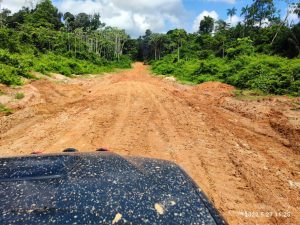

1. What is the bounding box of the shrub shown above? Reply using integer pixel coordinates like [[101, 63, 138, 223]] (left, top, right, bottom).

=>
[[226, 37, 255, 59], [0, 103, 13, 115], [151, 53, 300, 96], [0, 64, 23, 85], [0, 48, 132, 86], [15, 92, 25, 100]]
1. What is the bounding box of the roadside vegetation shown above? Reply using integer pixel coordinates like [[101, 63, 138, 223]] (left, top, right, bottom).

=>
[[0, 0, 131, 86], [134, 2, 300, 96], [0, 103, 13, 115], [151, 52, 300, 96], [0, 0, 299, 97], [15, 92, 24, 100]]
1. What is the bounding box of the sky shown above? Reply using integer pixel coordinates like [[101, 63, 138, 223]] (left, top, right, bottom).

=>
[[1, 0, 299, 37]]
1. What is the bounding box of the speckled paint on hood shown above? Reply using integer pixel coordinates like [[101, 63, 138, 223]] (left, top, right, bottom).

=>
[[0, 152, 227, 224]]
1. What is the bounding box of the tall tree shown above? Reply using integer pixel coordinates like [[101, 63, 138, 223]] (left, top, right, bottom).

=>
[[142, 29, 152, 61], [167, 29, 187, 62], [271, 2, 297, 45], [29, 0, 63, 30], [215, 19, 228, 33], [7, 7, 30, 28], [245, 0, 277, 27], [63, 12, 75, 32], [74, 13, 90, 31], [199, 16, 214, 35], [90, 13, 105, 31], [0, 8, 11, 28], [150, 33, 165, 60], [227, 7, 237, 24]]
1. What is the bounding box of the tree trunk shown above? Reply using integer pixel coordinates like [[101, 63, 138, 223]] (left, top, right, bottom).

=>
[[222, 41, 225, 58], [68, 34, 70, 52], [75, 36, 77, 56], [177, 44, 180, 62], [271, 11, 290, 46], [96, 38, 98, 54], [158, 49, 160, 60]]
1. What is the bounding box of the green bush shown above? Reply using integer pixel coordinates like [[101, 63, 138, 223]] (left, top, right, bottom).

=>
[[0, 103, 13, 115], [151, 53, 300, 96], [0, 64, 23, 85], [15, 92, 25, 99], [226, 37, 255, 59], [0, 51, 132, 86]]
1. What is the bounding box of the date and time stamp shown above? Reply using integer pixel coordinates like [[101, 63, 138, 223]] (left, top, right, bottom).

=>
[[237, 211, 292, 218], [229, 210, 292, 218]]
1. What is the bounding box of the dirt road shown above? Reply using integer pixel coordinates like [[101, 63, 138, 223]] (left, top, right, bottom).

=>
[[0, 63, 299, 224]]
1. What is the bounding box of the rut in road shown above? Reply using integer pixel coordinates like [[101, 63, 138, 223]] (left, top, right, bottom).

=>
[[0, 62, 299, 225]]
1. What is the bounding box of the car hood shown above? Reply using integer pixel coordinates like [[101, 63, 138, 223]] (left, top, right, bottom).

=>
[[0, 152, 226, 224]]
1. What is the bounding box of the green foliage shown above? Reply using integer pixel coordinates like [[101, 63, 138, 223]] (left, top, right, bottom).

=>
[[228, 55, 300, 96], [0, 103, 13, 116], [33, 53, 103, 75], [0, 64, 23, 85], [152, 53, 300, 96], [199, 16, 214, 34], [15, 92, 25, 100], [0, 0, 132, 86], [0, 0, 299, 98], [28, 0, 63, 30], [226, 37, 255, 59], [0, 49, 131, 85]]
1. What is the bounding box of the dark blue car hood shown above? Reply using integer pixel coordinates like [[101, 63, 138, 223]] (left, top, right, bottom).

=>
[[0, 152, 226, 224]]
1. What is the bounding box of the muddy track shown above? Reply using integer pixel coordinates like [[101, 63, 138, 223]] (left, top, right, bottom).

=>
[[0, 63, 299, 224]]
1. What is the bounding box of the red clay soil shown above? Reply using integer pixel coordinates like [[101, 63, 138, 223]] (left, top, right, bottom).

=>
[[0, 63, 299, 225]]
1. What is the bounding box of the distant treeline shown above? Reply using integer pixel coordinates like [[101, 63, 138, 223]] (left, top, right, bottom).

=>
[[135, 1, 300, 96], [134, 1, 300, 61], [0, 0, 299, 96], [0, 0, 131, 85]]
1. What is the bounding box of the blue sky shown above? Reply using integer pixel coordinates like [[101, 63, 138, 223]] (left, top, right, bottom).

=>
[[2, 0, 299, 37], [189, 0, 288, 19], [166, 0, 295, 34]]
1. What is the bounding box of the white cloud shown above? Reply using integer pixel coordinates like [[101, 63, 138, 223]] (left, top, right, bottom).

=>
[[192, 10, 219, 32], [226, 15, 241, 26], [0, 0, 185, 37], [56, 0, 185, 37], [287, 13, 300, 25], [285, 6, 300, 26], [1, 0, 31, 12]]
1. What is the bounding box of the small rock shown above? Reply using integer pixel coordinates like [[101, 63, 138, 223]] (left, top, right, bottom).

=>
[[112, 213, 122, 224], [288, 180, 300, 189], [154, 203, 165, 215]]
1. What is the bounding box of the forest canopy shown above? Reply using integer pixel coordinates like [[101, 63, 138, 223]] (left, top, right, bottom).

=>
[[0, 0, 131, 85]]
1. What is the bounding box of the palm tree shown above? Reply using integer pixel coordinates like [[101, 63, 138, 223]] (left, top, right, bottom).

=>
[[241, 5, 249, 18], [227, 7, 237, 24]]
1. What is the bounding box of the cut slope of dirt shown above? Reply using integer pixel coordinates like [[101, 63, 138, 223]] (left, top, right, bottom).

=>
[[0, 63, 299, 225]]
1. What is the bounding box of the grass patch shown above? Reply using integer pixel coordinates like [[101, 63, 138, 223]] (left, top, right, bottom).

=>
[[0, 103, 13, 115], [15, 92, 25, 100]]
